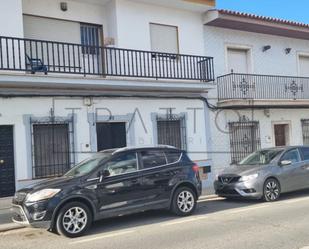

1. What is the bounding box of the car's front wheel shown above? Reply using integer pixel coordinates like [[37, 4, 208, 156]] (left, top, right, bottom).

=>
[[56, 202, 92, 238], [171, 187, 197, 216], [263, 178, 281, 202]]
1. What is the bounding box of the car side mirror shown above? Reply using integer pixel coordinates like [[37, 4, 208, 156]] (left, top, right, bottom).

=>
[[97, 170, 110, 182], [280, 160, 292, 166]]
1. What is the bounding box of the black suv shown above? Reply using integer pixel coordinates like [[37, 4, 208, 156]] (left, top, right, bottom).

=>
[[12, 146, 201, 237]]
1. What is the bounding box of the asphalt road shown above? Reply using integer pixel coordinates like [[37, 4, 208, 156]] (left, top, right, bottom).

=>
[[1, 190, 309, 249]]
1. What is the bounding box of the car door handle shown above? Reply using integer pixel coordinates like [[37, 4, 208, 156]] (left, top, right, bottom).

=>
[[131, 179, 140, 184]]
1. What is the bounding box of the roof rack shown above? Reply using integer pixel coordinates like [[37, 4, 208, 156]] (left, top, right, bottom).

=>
[[112, 145, 177, 154]]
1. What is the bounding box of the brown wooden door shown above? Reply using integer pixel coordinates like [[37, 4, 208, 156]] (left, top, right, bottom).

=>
[[274, 124, 288, 146]]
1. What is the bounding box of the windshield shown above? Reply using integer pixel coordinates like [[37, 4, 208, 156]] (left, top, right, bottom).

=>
[[238, 149, 283, 165], [64, 153, 112, 177]]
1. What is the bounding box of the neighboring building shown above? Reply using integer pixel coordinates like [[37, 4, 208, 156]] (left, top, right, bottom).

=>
[[0, 0, 215, 197], [204, 10, 309, 178]]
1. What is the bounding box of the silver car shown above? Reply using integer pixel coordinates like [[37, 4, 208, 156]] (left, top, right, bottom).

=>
[[214, 146, 309, 201]]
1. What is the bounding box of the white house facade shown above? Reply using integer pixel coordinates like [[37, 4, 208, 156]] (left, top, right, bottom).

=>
[[0, 0, 216, 197], [204, 10, 309, 178], [2, 1, 309, 198]]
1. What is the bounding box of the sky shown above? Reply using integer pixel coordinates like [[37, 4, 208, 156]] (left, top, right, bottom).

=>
[[217, 0, 309, 24]]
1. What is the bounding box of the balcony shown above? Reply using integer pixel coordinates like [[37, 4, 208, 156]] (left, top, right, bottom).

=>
[[0, 36, 214, 83], [217, 73, 309, 101]]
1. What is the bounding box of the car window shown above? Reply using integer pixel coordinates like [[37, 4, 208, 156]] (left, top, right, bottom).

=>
[[239, 149, 283, 165], [104, 152, 137, 176], [65, 152, 112, 177], [281, 149, 300, 163], [300, 147, 309, 160], [141, 150, 167, 169], [165, 151, 182, 164]]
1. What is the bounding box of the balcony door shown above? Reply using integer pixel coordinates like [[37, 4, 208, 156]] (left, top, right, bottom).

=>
[[227, 47, 250, 74], [299, 55, 309, 77], [23, 15, 103, 75]]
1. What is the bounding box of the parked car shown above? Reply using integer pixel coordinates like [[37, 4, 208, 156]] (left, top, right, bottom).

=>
[[214, 146, 309, 202], [12, 146, 201, 237]]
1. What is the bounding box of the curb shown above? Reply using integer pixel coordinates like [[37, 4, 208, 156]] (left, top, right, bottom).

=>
[[0, 223, 26, 233], [200, 194, 217, 199]]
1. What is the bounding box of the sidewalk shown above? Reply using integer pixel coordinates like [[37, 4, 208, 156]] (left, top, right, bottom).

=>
[[0, 197, 25, 232], [0, 187, 217, 233]]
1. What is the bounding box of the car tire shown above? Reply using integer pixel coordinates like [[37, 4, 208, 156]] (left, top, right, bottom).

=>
[[263, 178, 281, 202], [171, 187, 197, 216], [56, 201, 92, 238]]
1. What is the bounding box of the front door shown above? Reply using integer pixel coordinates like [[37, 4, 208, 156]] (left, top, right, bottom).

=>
[[274, 124, 289, 146], [0, 126, 15, 197], [93, 151, 143, 217]]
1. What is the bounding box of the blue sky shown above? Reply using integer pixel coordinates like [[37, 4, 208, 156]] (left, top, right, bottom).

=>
[[217, 0, 309, 24]]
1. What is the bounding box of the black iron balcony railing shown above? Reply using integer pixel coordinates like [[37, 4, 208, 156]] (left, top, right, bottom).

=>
[[217, 73, 309, 100], [0, 36, 214, 82]]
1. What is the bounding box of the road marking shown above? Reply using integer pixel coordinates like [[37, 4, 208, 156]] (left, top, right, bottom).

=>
[[160, 215, 208, 227], [227, 204, 270, 214], [69, 230, 136, 245]]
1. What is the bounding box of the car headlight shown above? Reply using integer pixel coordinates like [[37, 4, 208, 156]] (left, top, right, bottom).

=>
[[239, 173, 259, 182], [26, 189, 61, 202]]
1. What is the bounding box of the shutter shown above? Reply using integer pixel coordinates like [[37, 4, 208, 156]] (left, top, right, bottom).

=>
[[299, 56, 309, 77], [227, 48, 249, 73], [150, 23, 179, 53]]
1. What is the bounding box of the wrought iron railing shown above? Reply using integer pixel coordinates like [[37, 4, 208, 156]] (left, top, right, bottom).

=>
[[217, 73, 309, 100], [0, 36, 215, 82]]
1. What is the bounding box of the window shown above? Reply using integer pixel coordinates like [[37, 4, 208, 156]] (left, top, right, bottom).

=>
[[157, 117, 186, 149], [227, 48, 249, 73], [80, 23, 101, 55], [229, 121, 261, 164], [105, 152, 137, 176], [300, 147, 309, 161], [65, 153, 112, 177], [281, 149, 300, 163], [96, 122, 127, 151], [165, 151, 182, 164], [299, 55, 309, 77], [302, 119, 309, 145], [239, 149, 283, 165], [141, 150, 167, 169], [32, 123, 71, 178], [150, 23, 179, 54]]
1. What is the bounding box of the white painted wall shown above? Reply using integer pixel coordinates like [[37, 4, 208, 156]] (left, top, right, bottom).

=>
[[208, 108, 309, 177], [115, 0, 205, 54], [204, 25, 309, 177], [204, 25, 309, 78], [22, 0, 107, 27], [0, 97, 209, 189], [0, 0, 24, 37]]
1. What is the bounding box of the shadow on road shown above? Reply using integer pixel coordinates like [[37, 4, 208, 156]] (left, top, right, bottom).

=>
[[85, 188, 309, 236]]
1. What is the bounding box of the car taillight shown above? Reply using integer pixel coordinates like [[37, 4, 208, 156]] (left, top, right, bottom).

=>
[[192, 164, 199, 173]]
